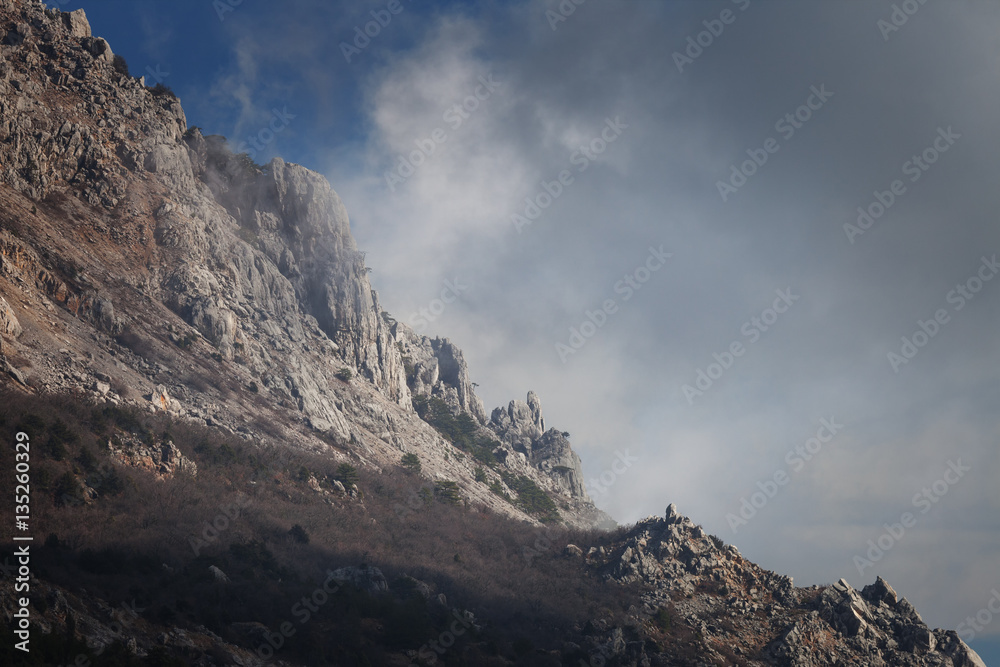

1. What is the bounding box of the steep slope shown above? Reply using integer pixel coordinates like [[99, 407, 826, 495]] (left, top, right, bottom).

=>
[[0, 0, 608, 530]]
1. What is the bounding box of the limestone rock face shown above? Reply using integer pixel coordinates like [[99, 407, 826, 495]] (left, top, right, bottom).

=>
[[61, 9, 91, 38], [489, 392, 590, 501], [392, 319, 486, 423], [192, 148, 411, 407], [491, 390, 545, 448]]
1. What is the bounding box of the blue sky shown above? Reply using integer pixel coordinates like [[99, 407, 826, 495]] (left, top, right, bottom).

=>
[[57, 1, 1000, 661]]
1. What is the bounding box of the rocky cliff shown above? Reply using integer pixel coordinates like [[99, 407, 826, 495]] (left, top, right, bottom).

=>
[[0, 0, 605, 530]]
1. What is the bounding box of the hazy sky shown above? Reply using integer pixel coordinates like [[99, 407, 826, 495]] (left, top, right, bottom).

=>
[[73, 0, 1000, 656]]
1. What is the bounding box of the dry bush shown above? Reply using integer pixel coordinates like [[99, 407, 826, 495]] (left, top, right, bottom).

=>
[[0, 389, 640, 664]]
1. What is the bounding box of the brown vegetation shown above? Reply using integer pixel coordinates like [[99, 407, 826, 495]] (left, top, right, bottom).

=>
[[0, 389, 643, 665]]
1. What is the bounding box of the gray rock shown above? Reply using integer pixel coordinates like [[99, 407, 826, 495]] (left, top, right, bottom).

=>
[[393, 321, 486, 422], [0, 295, 22, 338], [61, 9, 91, 38], [329, 565, 388, 594], [490, 392, 590, 501], [92, 297, 122, 335]]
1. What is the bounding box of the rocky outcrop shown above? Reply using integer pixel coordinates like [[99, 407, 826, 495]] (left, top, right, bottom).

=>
[[595, 504, 988, 667], [328, 565, 389, 594], [491, 390, 545, 447], [490, 392, 588, 500], [392, 317, 486, 422], [107, 434, 198, 477]]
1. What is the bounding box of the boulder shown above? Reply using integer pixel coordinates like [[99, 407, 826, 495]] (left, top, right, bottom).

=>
[[328, 565, 388, 594], [147, 385, 181, 413], [863, 576, 898, 606], [0, 295, 22, 338], [61, 9, 91, 38]]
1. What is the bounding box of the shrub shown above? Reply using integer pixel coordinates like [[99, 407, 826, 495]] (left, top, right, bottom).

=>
[[401, 452, 421, 474], [336, 463, 359, 488], [90, 466, 130, 497], [236, 227, 260, 250], [653, 606, 672, 632], [412, 395, 499, 467], [0, 388, 642, 666], [434, 480, 462, 505], [174, 332, 196, 349], [500, 472, 560, 523], [112, 53, 129, 76], [53, 471, 81, 505], [148, 82, 177, 98], [335, 368, 353, 382], [489, 480, 511, 502], [289, 524, 310, 545], [474, 466, 487, 483], [76, 446, 98, 472]]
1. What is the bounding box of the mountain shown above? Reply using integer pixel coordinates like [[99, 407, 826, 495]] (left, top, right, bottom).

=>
[[0, 0, 608, 532], [0, 2, 987, 665]]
